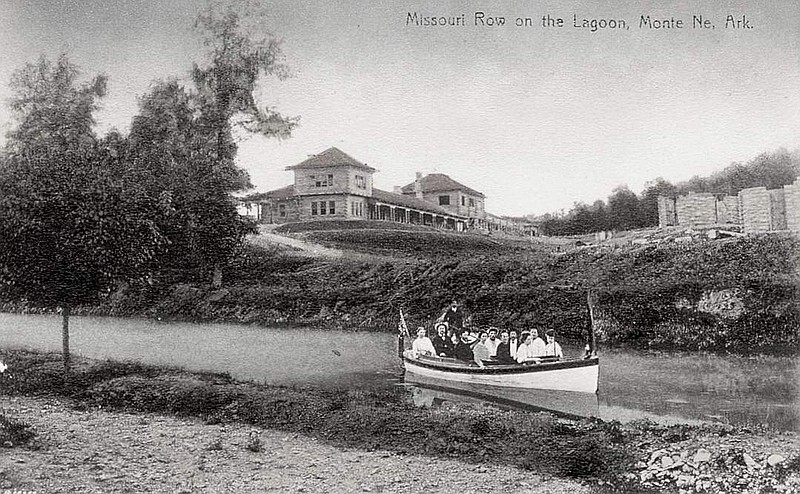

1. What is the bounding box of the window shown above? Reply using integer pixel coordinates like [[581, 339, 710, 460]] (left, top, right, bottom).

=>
[[329, 201, 335, 214], [461, 196, 466, 206], [469, 198, 476, 207], [438, 195, 450, 206], [320, 201, 327, 215], [311, 202, 318, 215], [279, 204, 286, 217], [312, 173, 334, 188], [358, 202, 363, 216], [355, 175, 366, 189]]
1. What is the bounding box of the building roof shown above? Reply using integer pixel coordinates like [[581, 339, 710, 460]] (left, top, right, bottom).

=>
[[242, 185, 297, 203], [285, 147, 377, 172], [400, 173, 484, 198], [371, 188, 461, 217]]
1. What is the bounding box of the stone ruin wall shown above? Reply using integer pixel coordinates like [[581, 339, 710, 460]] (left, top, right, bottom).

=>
[[657, 180, 799, 233], [657, 196, 677, 227], [785, 182, 800, 232], [676, 193, 717, 226], [738, 187, 772, 233]]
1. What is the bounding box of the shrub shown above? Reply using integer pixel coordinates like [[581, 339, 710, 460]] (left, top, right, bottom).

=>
[[0, 413, 36, 447]]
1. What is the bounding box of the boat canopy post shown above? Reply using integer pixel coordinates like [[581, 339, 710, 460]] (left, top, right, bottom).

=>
[[586, 290, 598, 358]]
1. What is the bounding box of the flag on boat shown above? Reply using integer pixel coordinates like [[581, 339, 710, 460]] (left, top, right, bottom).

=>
[[398, 308, 410, 337]]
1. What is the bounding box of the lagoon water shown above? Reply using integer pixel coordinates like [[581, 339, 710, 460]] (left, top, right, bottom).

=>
[[1, 313, 797, 431]]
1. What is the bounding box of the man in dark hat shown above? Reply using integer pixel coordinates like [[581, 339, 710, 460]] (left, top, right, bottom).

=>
[[439, 299, 467, 331]]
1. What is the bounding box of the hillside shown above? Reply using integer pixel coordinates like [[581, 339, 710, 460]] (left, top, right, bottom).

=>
[[77, 222, 800, 354]]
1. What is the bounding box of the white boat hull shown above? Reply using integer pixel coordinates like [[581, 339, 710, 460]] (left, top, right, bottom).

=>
[[403, 350, 599, 394]]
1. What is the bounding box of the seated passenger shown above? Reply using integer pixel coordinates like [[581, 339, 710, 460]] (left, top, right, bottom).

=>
[[454, 328, 477, 362], [449, 329, 460, 349], [411, 327, 436, 358], [544, 330, 563, 359], [515, 332, 541, 364], [530, 328, 547, 357], [508, 330, 519, 360], [431, 322, 453, 357], [472, 331, 491, 368], [494, 331, 515, 364], [485, 327, 500, 357]]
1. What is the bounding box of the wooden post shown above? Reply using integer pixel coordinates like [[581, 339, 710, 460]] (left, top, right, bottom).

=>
[[62, 306, 71, 370]]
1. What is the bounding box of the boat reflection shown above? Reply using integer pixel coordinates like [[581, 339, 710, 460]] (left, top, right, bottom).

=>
[[404, 373, 599, 420]]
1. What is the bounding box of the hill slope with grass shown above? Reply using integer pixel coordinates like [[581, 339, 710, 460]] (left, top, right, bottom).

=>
[[47, 222, 798, 354]]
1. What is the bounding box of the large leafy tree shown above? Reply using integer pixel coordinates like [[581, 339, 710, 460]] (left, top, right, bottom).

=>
[[129, 2, 297, 285], [0, 55, 164, 369], [607, 185, 644, 231]]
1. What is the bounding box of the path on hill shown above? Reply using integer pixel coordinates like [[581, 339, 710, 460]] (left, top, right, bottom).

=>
[[248, 229, 398, 264]]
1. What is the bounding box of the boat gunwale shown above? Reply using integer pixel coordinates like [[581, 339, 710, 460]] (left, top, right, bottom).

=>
[[403, 352, 599, 375]]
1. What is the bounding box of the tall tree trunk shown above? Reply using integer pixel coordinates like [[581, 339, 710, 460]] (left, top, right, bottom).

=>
[[62, 305, 71, 371]]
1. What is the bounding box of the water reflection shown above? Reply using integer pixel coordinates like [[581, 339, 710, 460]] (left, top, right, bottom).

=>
[[404, 374, 599, 420]]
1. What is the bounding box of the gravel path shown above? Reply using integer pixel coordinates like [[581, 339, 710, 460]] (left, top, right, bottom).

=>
[[0, 396, 592, 493]]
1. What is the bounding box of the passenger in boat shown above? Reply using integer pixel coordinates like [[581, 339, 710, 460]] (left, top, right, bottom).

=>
[[431, 322, 453, 357], [472, 330, 491, 368], [508, 330, 519, 360], [494, 331, 515, 364], [449, 328, 460, 348], [530, 328, 547, 357], [485, 327, 500, 357], [411, 327, 436, 358], [515, 332, 541, 364], [544, 330, 563, 359], [454, 328, 477, 362], [438, 300, 466, 330]]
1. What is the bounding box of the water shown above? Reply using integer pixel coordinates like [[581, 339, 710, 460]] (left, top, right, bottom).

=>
[[0, 313, 797, 430]]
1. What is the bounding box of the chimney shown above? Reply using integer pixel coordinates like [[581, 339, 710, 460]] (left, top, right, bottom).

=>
[[414, 172, 423, 199]]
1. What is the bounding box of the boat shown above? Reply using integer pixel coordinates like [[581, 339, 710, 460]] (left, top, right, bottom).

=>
[[401, 350, 599, 394], [398, 292, 601, 394]]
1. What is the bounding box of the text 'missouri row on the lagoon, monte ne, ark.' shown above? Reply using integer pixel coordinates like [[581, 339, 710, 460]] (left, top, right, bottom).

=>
[[406, 12, 754, 31]]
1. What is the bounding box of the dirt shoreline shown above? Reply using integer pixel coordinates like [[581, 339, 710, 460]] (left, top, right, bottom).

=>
[[0, 350, 798, 493], [0, 395, 591, 494]]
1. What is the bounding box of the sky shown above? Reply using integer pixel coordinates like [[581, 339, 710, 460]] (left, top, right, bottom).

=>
[[1, 0, 799, 216]]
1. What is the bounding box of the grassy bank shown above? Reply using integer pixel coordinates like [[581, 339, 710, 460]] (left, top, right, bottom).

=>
[[1, 349, 798, 493], [44, 229, 799, 354], [2, 226, 798, 353]]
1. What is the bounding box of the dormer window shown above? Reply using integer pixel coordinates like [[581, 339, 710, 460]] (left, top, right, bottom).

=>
[[311, 174, 334, 187]]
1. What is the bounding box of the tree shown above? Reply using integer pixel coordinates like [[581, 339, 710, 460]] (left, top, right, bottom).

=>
[[0, 55, 164, 369], [607, 185, 643, 231], [640, 178, 677, 227], [128, 2, 298, 285]]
